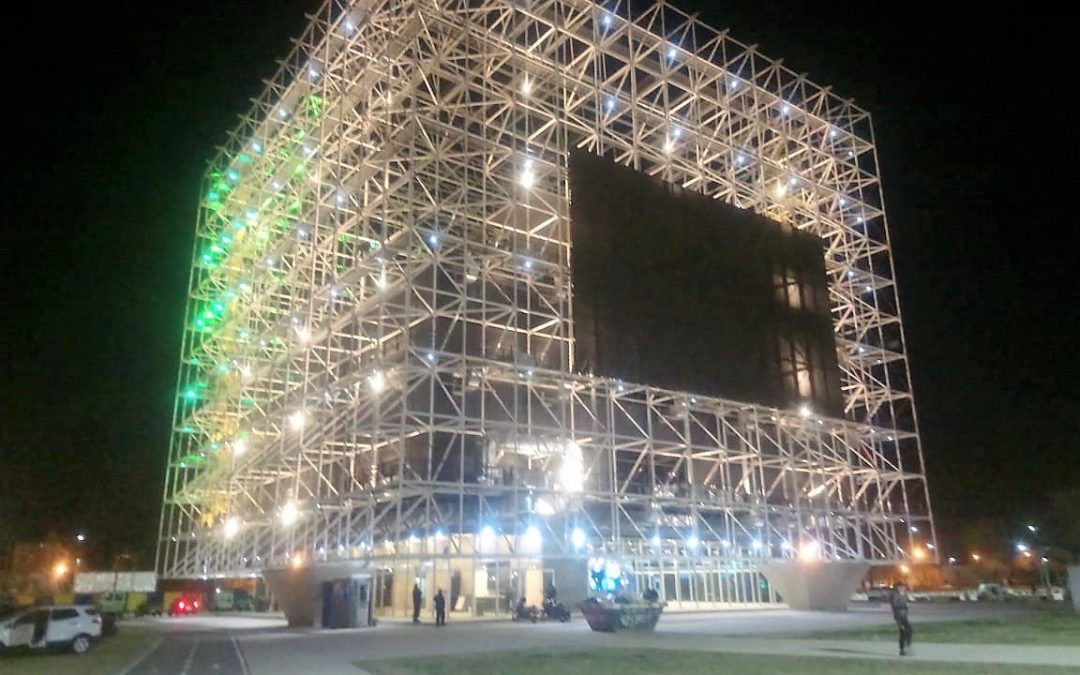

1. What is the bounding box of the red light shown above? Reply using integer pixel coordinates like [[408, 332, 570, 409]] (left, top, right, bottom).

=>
[[193, 600, 200, 609]]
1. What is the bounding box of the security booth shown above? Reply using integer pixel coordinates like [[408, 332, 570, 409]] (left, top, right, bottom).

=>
[[321, 574, 374, 629]]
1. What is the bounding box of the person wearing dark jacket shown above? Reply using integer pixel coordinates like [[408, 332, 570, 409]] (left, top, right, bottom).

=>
[[889, 582, 913, 655], [412, 583, 423, 623], [434, 589, 447, 626]]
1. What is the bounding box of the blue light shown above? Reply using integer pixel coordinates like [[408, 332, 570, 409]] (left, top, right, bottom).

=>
[[602, 12, 612, 28], [426, 352, 436, 363], [667, 46, 678, 61], [428, 233, 438, 246], [605, 97, 615, 112]]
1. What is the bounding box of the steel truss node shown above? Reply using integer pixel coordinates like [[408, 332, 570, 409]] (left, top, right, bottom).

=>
[[158, 0, 935, 611]]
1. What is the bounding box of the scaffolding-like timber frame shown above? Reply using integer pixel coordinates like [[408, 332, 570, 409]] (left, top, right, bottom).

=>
[[157, 0, 935, 596]]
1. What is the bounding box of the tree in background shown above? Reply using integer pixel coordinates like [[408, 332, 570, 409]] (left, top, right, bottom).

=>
[[1042, 488, 1080, 564]]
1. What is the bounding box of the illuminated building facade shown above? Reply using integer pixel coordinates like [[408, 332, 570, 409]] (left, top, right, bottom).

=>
[[158, 0, 935, 616]]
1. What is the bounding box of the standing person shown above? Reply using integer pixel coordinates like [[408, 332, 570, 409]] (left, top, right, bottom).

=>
[[412, 583, 423, 624], [889, 582, 913, 656], [642, 583, 659, 603], [434, 589, 447, 627]]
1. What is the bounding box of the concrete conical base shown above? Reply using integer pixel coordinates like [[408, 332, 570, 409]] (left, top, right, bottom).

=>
[[263, 567, 317, 627], [760, 561, 870, 612]]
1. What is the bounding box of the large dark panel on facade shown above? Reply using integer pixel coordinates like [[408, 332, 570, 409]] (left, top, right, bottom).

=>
[[569, 150, 843, 417]]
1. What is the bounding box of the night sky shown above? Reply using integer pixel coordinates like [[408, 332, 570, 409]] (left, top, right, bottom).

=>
[[2, 1, 1076, 564]]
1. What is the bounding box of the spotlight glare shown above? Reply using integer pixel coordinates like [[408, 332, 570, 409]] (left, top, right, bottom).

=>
[[224, 517, 240, 539], [288, 410, 306, 431], [368, 370, 386, 393], [281, 501, 300, 526], [571, 527, 587, 549]]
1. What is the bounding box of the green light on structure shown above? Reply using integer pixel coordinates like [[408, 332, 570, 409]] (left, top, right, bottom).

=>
[[184, 388, 198, 400]]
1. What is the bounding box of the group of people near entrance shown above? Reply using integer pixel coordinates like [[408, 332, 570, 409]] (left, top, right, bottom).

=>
[[412, 583, 447, 626]]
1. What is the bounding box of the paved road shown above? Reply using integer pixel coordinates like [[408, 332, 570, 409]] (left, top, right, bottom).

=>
[[126, 634, 248, 675]]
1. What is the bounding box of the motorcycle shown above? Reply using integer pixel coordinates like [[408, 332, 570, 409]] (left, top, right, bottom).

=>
[[511, 600, 539, 623], [541, 598, 571, 623]]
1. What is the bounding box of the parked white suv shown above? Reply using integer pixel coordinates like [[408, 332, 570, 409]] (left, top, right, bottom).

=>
[[0, 605, 102, 655]]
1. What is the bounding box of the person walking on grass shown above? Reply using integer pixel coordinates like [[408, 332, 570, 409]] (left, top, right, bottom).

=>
[[889, 582, 913, 656], [434, 589, 447, 627]]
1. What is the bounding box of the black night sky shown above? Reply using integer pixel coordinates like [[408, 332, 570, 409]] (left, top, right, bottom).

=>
[[2, 1, 1077, 565]]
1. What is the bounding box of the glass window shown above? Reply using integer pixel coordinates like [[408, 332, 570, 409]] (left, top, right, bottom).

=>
[[51, 608, 80, 620], [15, 610, 49, 626]]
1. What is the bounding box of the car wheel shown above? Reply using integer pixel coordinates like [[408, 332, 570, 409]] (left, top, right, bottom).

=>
[[71, 634, 92, 655]]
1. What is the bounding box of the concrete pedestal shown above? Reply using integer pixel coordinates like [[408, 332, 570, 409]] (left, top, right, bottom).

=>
[[1067, 565, 1080, 612], [760, 561, 870, 611], [263, 561, 374, 628]]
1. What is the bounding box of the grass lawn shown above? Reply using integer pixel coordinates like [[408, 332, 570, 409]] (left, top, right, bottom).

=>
[[362, 648, 1073, 675], [0, 626, 158, 675], [810, 609, 1080, 646]]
